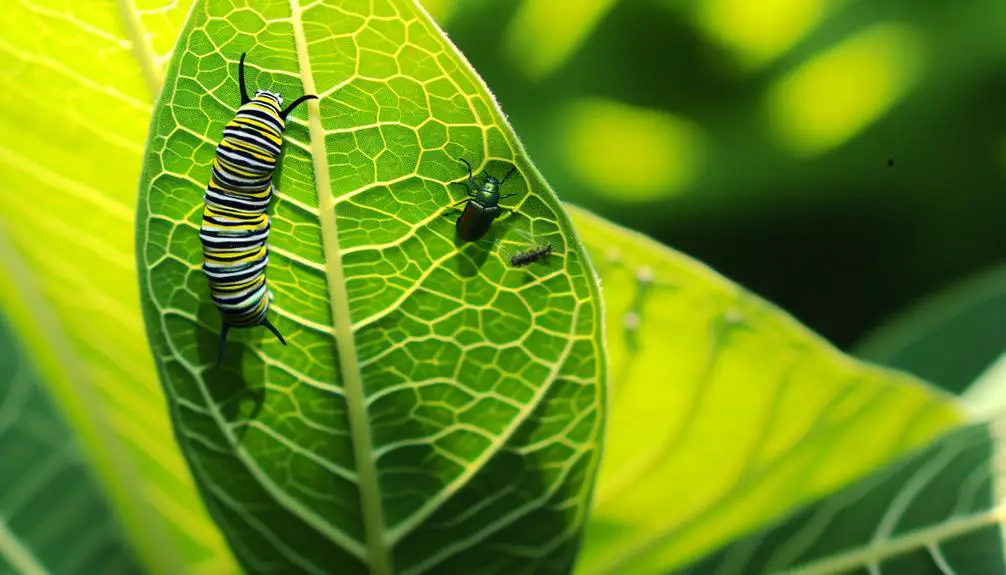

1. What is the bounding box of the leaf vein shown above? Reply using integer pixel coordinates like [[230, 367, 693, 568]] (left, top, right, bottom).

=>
[[289, 1, 393, 572]]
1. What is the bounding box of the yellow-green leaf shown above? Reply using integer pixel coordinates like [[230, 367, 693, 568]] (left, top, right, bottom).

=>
[[0, 299, 142, 575], [136, 1, 606, 574], [565, 205, 966, 574], [0, 1, 237, 574]]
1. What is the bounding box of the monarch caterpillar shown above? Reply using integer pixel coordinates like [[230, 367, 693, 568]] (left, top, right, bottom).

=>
[[199, 52, 317, 366], [510, 243, 553, 268]]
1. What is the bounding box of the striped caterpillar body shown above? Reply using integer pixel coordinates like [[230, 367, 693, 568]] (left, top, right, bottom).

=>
[[510, 243, 553, 268], [199, 52, 317, 366]]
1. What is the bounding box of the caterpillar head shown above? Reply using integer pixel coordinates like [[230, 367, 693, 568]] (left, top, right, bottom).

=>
[[255, 89, 284, 107]]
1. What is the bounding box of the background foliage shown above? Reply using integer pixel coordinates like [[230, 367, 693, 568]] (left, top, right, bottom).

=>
[[432, 0, 1006, 350]]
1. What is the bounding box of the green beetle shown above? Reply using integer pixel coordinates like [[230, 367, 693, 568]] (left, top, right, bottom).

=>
[[450, 158, 518, 242]]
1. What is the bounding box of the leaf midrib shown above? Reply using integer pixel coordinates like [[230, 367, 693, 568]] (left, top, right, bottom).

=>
[[288, 3, 392, 574]]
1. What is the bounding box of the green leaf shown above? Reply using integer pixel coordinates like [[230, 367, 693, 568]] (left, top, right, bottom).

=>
[[963, 352, 1006, 423], [0, 1, 241, 573], [136, 1, 606, 574], [0, 296, 143, 574], [685, 418, 1006, 574], [853, 263, 1006, 396], [564, 205, 967, 575]]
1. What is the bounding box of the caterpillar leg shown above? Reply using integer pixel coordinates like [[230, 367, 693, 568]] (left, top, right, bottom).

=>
[[262, 318, 288, 346], [215, 323, 232, 367]]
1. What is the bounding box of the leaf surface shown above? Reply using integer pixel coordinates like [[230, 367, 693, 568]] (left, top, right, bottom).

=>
[[565, 205, 967, 574], [136, 1, 606, 574]]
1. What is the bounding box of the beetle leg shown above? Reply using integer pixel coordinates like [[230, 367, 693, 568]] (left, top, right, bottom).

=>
[[450, 181, 477, 197], [499, 193, 517, 200], [499, 165, 518, 185]]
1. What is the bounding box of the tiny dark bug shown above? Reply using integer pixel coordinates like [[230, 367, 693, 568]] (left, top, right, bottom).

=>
[[887, 158, 894, 167], [510, 243, 553, 268], [449, 158, 519, 242]]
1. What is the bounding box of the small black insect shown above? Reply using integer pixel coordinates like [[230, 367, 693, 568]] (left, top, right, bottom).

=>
[[450, 158, 519, 242], [887, 158, 894, 167], [510, 243, 553, 268]]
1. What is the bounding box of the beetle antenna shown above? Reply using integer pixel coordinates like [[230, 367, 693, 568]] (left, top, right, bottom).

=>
[[238, 53, 250, 105], [280, 94, 319, 120], [458, 158, 477, 186], [500, 165, 518, 185]]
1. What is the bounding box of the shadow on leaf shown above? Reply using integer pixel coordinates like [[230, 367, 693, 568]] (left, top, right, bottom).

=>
[[194, 299, 264, 444]]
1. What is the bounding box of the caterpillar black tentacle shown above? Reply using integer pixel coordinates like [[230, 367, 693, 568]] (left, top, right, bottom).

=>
[[200, 52, 317, 366]]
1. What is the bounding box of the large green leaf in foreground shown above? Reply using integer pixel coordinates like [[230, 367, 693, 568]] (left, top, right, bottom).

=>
[[0, 301, 142, 574], [566, 206, 967, 574], [137, 1, 605, 573]]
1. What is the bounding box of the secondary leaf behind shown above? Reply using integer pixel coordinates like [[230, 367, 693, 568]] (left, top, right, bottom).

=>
[[0, 0, 237, 573], [0, 305, 142, 574], [137, 1, 606, 574], [686, 419, 1006, 574], [853, 263, 1006, 396], [566, 205, 966, 574]]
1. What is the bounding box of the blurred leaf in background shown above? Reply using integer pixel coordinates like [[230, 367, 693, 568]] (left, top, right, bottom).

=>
[[0, 0, 238, 573], [854, 263, 1006, 397], [0, 249, 142, 575], [568, 206, 968, 575], [686, 417, 1006, 574], [438, 0, 1006, 351]]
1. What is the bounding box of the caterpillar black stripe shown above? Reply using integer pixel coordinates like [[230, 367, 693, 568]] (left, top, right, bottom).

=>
[[199, 52, 317, 366], [510, 243, 553, 268]]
